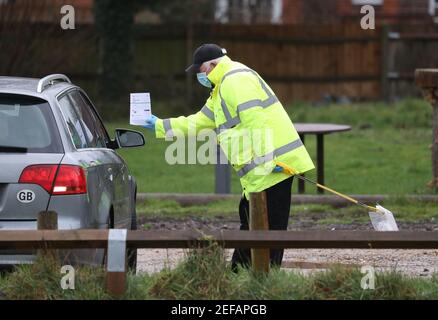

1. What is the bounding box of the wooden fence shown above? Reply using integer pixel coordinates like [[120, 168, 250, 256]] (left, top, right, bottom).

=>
[[1, 229, 438, 296], [2, 22, 438, 105], [2, 199, 438, 297]]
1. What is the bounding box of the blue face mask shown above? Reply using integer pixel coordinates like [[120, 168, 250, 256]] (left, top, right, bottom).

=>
[[196, 72, 212, 88]]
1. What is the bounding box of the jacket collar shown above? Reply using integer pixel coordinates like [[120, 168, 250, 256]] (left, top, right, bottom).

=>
[[207, 56, 233, 86]]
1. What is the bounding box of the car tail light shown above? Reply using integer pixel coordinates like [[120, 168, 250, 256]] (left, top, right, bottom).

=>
[[52, 165, 87, 195], [19, 165, 87, 195], [19, 165, 58, 193]]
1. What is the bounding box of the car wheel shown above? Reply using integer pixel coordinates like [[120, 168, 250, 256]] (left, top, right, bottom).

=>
[[127, 189, 137, 273]]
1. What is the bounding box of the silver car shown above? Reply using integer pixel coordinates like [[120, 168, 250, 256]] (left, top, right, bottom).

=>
[[0, 74, 144, 269]]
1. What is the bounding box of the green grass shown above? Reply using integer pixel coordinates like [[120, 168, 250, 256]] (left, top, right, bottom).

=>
[[137, 199, 239, 219], [0, 255, 112, 300], [1, 244, 438, 300], [136, 197, 438, 225], [311, 196, 438, 225], [104, 98, 435, 195]]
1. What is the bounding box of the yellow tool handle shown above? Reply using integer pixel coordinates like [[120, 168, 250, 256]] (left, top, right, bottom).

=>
[[276, 161, 298, 175], [315, 183, 377, 212], [275, 161, 378, 212]]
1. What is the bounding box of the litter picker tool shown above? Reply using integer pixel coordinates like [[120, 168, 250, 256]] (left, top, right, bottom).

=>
[[275, 161, 399, 231]]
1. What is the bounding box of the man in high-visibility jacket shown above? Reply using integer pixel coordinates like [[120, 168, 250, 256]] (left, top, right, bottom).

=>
[[144, 44, 314, 270]]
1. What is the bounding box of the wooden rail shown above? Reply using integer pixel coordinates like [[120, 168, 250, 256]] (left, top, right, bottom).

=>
[[2, 230, 438, 249]]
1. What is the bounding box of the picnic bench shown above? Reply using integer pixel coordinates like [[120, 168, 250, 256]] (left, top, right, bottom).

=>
[[294, 123, 351, 194]]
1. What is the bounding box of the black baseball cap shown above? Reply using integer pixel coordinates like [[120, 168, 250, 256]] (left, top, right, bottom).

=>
[[185, 44, 227, 73]]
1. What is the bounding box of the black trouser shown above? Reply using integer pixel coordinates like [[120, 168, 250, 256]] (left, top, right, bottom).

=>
[[231, 177, 294, 271]]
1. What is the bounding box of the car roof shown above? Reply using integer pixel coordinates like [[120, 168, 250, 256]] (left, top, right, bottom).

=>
[[0, 75, 75, 100], [0, 77, 40, 91]]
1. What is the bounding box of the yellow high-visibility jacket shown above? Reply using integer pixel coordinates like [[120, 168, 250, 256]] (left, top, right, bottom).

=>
[[155, 56, 314, 197]]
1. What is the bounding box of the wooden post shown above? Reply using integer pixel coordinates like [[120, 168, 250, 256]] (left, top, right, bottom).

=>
[[105, 229, 127, 297], [415, 69, 438, 189], [380, 25, 390, 102], [37, 211, 58, 258], [106, 272, 126, 297], [185, 0, 195, 106], [249, 192, 270, 273], [298, 134, 305, 194], [37, 211, 58, 230], [316, 134, 325, 194]]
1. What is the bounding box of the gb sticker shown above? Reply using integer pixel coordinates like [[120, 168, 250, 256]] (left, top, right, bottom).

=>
[[17, 190, 35, 203]]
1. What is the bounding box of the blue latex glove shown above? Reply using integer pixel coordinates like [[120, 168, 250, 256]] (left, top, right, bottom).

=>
[[143, 115, 158, 132], [272, 165, 284, 173]]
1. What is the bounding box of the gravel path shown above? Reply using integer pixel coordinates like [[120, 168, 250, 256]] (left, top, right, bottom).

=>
[[137, 248, 438, 277], [136, 217, 438, 277]]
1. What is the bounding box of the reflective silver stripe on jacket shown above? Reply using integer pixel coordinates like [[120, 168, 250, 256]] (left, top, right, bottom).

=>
[[220, 94, 233, 122], [218, 68, 279, 131], [236, 139, 304, 178], [217, 116, 240, 131], [237, 94, 278, 114], [163, 119, 173, 138], [200, 105, 215, 121]]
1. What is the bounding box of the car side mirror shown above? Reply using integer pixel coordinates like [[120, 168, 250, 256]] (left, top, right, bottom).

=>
[[114, 129, 145, 149]]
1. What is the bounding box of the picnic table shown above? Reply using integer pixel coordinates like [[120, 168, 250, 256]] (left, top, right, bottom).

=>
[[215, 123, 352, 195], [294, 123, 351, 194]]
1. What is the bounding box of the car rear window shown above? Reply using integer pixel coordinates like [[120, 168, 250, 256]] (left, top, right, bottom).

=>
[[0, 93, 63, 153]]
